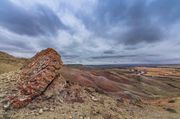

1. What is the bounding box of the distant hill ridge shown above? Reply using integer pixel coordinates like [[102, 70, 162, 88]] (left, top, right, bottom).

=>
[[0, 51, 28, 74]]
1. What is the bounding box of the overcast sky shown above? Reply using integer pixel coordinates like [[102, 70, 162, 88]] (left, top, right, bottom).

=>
[[0, 0, 180, 64]]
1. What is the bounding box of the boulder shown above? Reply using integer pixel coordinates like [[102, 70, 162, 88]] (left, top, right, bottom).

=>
[[6, 48, 63, 108]]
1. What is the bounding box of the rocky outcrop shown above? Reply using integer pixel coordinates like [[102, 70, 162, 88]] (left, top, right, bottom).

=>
[[6, 48, 63, 108]]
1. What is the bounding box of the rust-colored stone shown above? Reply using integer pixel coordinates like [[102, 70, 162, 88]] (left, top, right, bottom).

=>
[[7, 48, 63, 108]]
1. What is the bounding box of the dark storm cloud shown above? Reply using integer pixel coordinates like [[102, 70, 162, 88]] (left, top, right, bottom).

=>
[[62, 55, 79, 59], [0, 36, 32, 50], [91, 54, 159, 60], [149, 0, 180, 24], [94, 0, 128, 25], [79, 0, 180, 45], [91, 55, 138, 59], [0, 0, 180, 64], [123, 24, 163, 45], [0, 46, 34, 54], [0, 0, 66, 36], [77, 0, 128, 39], [103, 50, 115, 54], [123, 0, 163, 45]]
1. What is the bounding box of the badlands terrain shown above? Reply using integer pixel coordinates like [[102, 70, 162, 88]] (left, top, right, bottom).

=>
[[0, 48, 180, 119]]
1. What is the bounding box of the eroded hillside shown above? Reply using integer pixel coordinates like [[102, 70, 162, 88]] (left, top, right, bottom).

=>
[[0, 51, 28, 74], [0, 48, 180, 119]]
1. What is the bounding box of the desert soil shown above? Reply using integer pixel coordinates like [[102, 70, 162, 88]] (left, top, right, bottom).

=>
[[0, 50, 180, 119], [0, 70, 180, 119]]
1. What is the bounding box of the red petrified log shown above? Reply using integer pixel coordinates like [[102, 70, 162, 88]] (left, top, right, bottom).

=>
[[7, 48, 63, 108]]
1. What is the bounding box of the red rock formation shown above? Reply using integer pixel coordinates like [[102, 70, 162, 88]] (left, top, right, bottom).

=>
[[7, 48, 63, 108]]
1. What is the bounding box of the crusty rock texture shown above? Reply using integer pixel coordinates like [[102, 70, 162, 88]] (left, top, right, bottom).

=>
[[6, 48, 63, 108]]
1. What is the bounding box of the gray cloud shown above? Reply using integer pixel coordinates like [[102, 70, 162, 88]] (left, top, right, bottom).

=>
[[0, 0, 66, 36], [91, 54, 158, 60], [91, 55, 137, 59], [103, 50, 115, 54], [149, 0, 180, 24], [123, 0, 163, 45], [79, 0, 180, 45], [62, 55, 79, 59], [123, 25, 163, 45], [0, 0, 180, 64]]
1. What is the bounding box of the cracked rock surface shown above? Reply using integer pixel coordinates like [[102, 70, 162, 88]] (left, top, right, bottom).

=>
[[6, 48, 63, 109]]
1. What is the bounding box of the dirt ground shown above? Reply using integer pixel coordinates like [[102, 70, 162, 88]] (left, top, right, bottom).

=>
[[0, 70, 180, 119]]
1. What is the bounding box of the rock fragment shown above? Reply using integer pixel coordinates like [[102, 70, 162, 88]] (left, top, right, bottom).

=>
[[6, 48, 63, 108]]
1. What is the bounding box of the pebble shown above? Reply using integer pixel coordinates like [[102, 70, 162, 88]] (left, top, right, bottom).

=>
[[27, 105, 37, 110], [3, 113, 11, 119], [91, 96, 98, 101], [3, 101, 10, 110], [0, 93, 5, 98], [39, 108, 43, 114], [50, 107, 54, 111], [35, 113, 39, 116], [79, 116, 84, 119], [30, 110, 36, 114], [43, 107, 49, 111], [69, 116, 73, 119]]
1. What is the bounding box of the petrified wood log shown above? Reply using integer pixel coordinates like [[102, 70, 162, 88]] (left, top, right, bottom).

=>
[[7, 48, 63, 108]]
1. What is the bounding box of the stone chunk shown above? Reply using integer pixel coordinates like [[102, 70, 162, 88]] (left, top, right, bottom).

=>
[[6, 48, 63, 108]]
